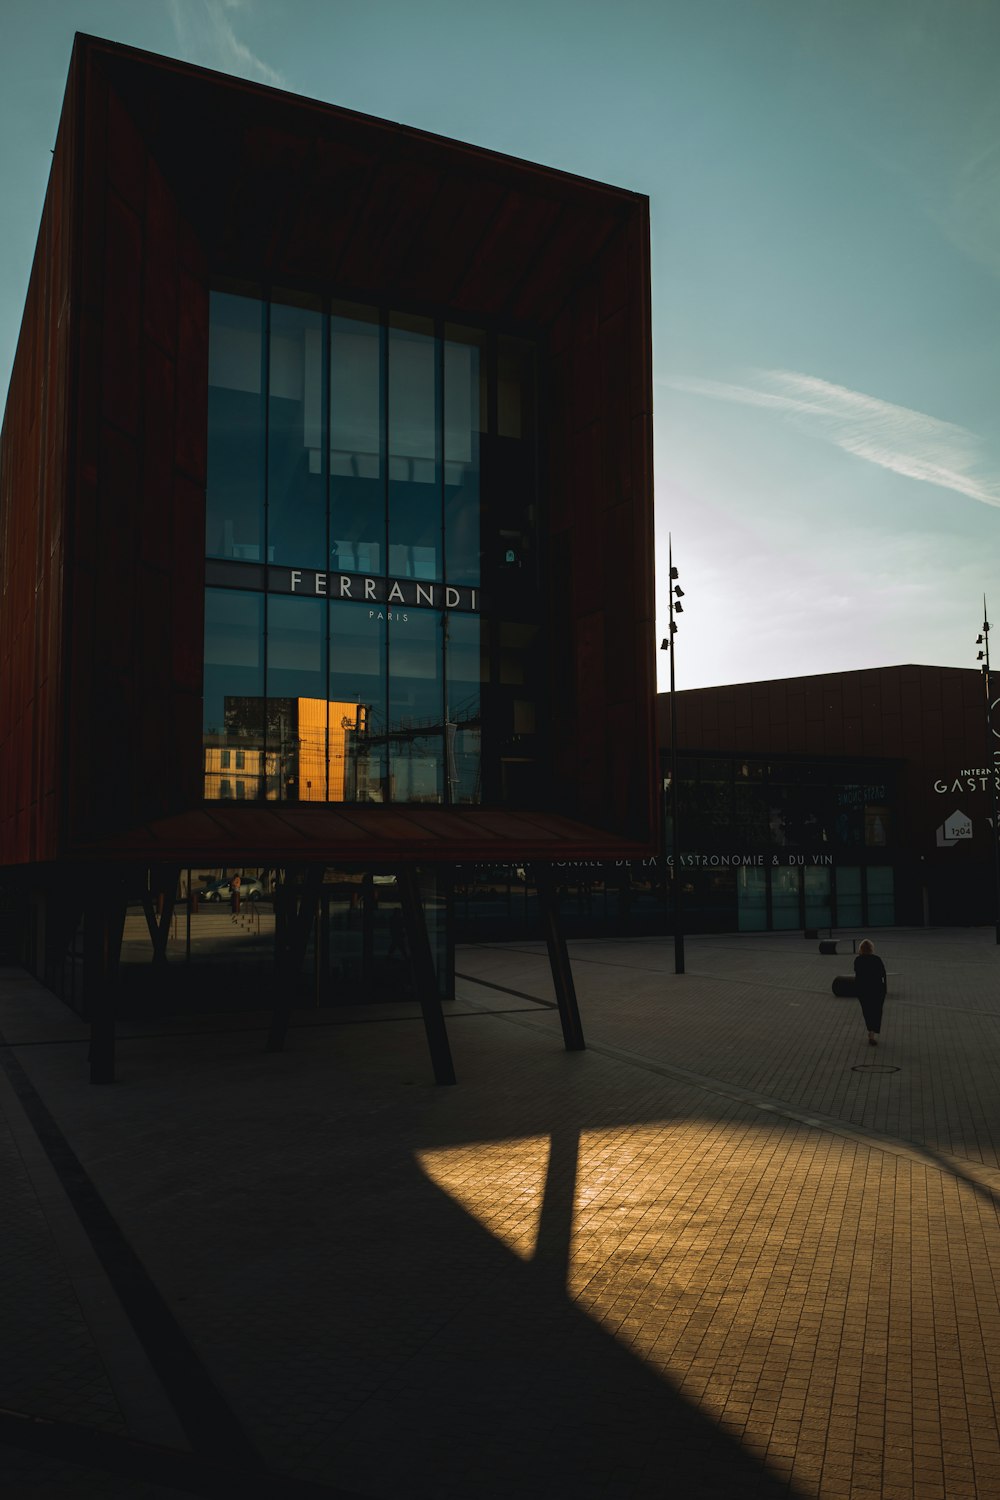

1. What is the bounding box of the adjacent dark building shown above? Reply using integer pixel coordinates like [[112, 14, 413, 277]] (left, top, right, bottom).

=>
[[657, 664, 998, 932], [454, 663, 998, 941], [0, 36, 656, 1071]]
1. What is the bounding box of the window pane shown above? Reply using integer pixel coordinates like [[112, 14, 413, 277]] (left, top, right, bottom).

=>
[[267, 596, 327, 802], [330, 601, 387, 802], [389, 610, 443, 803], [865, 804, 891, 847], [388, 315, 441, 580], [836, 866, 862, 926], [738, 868, 767, 931], [771, 867, 800, 929], [268, 300, 325, 567], [804, 866, 832, 928], [446, 613, 481, 804], [732, 783, 768, 842], [866, 866, 895, 926], [833, 783, 865, 846], [203, 589, 264, 799], [493, 337, 537, 606], [207, 293, 264, 560], [330, 305, 383, 574], [444, 328, 483, 586]]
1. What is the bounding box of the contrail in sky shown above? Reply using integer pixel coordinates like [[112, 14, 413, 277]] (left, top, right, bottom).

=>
[[671, 369, 1000, 509]]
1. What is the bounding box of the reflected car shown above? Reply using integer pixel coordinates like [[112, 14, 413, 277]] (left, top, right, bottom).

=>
[[199, 877, 264, 902]]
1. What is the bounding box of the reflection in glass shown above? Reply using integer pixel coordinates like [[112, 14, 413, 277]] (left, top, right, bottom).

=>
[[268, 300, 325, 566], [203, 589, 264, 799], [494, 336, 537, 603], [732, 782, 768, 842], [836, 866, 862, 926], [737, 868, 767, 931], [804, 866, 832, 927], [204, 292, 538, 809], [771, 867, 801, 930], [444, 327, 483, 586], [207, 293, 264, 560], [865, 805, 890, 846], [330, 304, 383, 574], [389, 610, 443, 803], [388, 315, 440, 580], [866, 866, 895, 926], [267, 597, 327, 801], [329, 601, 387, 802], [445, 612, 481, 803]]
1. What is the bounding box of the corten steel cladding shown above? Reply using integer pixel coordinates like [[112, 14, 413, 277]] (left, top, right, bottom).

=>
[[0, 34, 655, 869]]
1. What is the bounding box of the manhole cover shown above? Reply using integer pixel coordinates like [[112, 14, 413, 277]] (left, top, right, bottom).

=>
[[851, 1064, 900, 1074]]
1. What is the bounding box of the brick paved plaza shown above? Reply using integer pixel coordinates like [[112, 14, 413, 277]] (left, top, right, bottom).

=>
[[1, 926, 999, 1497]]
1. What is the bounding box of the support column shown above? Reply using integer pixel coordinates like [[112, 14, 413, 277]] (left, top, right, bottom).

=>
[[535, 865, 586, 1053], [140, 864, 182, 969], [398, 866, 456, 1085]]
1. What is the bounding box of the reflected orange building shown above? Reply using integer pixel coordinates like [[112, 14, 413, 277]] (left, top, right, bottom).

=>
[[204, 699, 362, 802]]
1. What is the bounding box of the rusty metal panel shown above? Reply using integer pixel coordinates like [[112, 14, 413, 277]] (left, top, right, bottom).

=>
[[60, 61, 209, 847], [4, 36, 657, 867], [0, 48, 78, 866], [101, 191, 143, 437], [545, 210, 656, 846]]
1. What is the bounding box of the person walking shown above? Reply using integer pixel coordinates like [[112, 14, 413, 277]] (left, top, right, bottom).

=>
[[853, 938, 887, 1045], [230, 872, 242, 920]]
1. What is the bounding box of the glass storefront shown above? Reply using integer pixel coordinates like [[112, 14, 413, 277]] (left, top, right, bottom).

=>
[[668, 753, 899, 931], [835, 866, 862, 926], [803, 866, 833, 929], [203, 290, 540, 807], [106, 865, 452, 1015]]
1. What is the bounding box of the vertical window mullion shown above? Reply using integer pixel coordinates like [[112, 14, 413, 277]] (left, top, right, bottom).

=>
[[322, 304, 331, 802], [437, 320, 450, 805], [262, 296, 272, 801], [381, 309, 390, 801]]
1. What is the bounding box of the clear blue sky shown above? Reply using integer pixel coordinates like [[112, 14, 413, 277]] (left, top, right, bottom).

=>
[[2, 0, 998, 689]]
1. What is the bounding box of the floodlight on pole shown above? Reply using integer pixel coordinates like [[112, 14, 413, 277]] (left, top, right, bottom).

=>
[[977, 599, 1000, 945], [659, 535, 685, 975]]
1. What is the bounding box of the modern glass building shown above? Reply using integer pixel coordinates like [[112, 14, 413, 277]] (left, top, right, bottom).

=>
[[0, 35, 657, 1078], [203, 291, 540, 811]]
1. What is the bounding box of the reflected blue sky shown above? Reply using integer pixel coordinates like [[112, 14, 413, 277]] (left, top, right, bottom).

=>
[[2, 0, 997, 687]]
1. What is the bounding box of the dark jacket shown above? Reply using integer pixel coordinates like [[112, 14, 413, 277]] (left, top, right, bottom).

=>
[[853, 952, 887, 1000]]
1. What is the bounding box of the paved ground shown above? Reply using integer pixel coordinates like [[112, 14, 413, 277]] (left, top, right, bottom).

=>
[[1, 926, 999, 1497]]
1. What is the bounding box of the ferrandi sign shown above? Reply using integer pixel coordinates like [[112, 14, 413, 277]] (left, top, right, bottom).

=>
[[275, 568, 479, 613]]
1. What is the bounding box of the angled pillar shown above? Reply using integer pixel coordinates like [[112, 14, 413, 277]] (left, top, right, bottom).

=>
[[397, 866, 456, 1085], [140, 864, 182, 969], [535, 865, 586, 1052]]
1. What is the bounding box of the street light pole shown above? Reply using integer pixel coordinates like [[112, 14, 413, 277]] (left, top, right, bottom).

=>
[[976, 600, 1000, 945], [660, 536, 685, 975]]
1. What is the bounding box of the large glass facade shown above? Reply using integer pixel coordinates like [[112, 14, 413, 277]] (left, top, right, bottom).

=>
[[667, 752, 899, 930], [204, 289, 539, 806], [206, 293, 264, 561]]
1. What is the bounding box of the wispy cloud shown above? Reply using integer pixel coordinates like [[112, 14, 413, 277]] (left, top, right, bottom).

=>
[[945, 125, 1000, 281], [167, 0, 286, 89], [668, 369, 1000, 510]]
